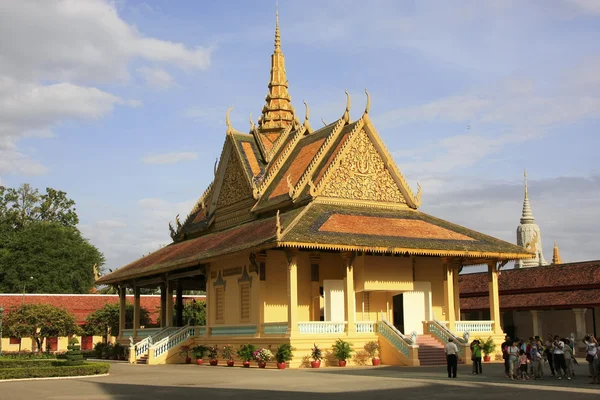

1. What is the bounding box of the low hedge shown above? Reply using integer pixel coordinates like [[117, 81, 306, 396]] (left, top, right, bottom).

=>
[[0, 359, 65, 368], [0, 362, 110, 380]]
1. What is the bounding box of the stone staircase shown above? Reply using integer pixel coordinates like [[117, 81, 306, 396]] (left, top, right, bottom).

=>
[[417, 334, 449, 366], [136, 355, 149, 365]]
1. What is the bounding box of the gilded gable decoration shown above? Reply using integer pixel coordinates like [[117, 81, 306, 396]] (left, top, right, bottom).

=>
[[364, 89, 370, 114], [276, 210, 282, 240], [303, 101, 313, 134], [215, 151, 253, 208], [343, 89, 351, 123], [320, 129, 407, 204]]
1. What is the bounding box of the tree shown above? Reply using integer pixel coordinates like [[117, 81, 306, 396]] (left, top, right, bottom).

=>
[[0, 221, 105, 293], [0, 184, 78, 229], [83, 303, 151, 342], [182, 299, 206, 326], [3, 304, 80, 352]]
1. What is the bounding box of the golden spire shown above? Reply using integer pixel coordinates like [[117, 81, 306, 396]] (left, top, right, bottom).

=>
[[552, 241, 562, 264], [258, 5, 294, 136]]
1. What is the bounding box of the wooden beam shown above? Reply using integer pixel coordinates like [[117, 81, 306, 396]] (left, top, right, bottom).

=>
[[168, 267, 206, 281]]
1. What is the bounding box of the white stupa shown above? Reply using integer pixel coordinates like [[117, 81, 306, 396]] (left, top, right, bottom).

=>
[[516, 170, 548, 268]]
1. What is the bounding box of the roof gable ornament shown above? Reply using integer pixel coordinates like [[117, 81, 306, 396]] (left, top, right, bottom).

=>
[[364, 89, 370, 114], [226, 107, 234, 135], [303, 100, 313, 134], [249, 113, 256, 131], [276, 210, 282, 240], [321, 118, 327, 127], [343, 89, 351, 123]]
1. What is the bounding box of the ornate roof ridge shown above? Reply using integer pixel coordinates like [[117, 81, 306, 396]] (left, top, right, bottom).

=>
[[253, 123, 307, 199], [264, 120, 295, 162]]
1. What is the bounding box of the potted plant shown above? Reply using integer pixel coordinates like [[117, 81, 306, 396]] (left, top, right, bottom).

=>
[[237, 344, 256, 368], [222, 344, 235, 367], [179, 345, 192, 364], [275, 344, 294, 369], [253, 348, 273, 368], [192, 345, 208, 365], [364, 340, 381, 366], [478, 336, 496, 362], [332, 339, 353, 367], [310, 344, 323, 368], [207, 345, 219, 366]]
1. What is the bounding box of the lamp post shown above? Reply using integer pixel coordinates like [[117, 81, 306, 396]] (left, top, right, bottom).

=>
[[22, 276, 34, 306], [0, 305, 4, 356]]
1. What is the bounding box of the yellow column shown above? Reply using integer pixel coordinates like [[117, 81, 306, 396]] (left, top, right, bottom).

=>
[[118, 285, 127, 337], [286, 250, 299, 336], [487, 261, 502, 334], [444, 261, 456, 331], [133, 285, 141, 339], [205, 266, 211, 337], [255, 256, 266, 336], [453, 264, 461, 321], [166, 280, 174, 327], [310, 253, 320, 321], [343, 253, 356, 335]]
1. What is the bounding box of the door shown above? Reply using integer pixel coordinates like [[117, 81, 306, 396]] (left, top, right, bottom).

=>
[[401, 282, 432, 334], [323, 280, 345, 321], [393, 294, 405, 333]]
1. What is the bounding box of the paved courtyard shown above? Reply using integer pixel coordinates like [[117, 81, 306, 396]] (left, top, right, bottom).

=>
[[1, 361, 599, 400]]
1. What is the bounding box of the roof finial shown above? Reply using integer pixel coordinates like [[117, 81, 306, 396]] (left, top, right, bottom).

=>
[[275, 1, 281, 53], [303, 100, 313, 133], [552, 241, 562, 264], [364, 89, 371, 114], [524, 168, 528, 199], [226, 106, 234, 135], [249, 113, 256, 131], [343, 89, 351, 122]]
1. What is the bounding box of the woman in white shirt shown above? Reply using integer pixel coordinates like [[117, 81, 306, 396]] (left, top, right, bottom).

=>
[[584, 335, 599, 384], [509, 340, 520, 380]]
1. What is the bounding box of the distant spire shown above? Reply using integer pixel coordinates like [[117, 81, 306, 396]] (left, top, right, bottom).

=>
[[257, 4, 294, 136], [552, 242, 562, 264], [520, 169, 535, 224]]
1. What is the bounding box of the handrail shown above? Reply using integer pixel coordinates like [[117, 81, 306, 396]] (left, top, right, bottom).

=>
[[298, 321, 346, 334], [427, 319, 468, 358], [355, 321, 375, 333], [152, 325, 193, 359], [376, 319, 417, 358], [134, 326, 175, 359]]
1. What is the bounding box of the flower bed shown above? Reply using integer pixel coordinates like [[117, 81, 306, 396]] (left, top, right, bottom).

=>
[[0, 360, 110, 380]]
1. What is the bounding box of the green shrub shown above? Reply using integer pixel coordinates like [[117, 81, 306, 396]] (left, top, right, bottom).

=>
[[0, 362, 110, 380], [331, 339, 353, 361], [0, 352, 56, 360], [237, 344, 256, 362], [0, 359, 65, 368], [275, 344, 295, 363]]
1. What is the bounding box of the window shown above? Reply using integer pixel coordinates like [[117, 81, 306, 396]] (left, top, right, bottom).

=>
[[47, 337, 58, 352], [240, 283, 250, 321], [215, 287, 224, 322], [9, 337, 21, 345]]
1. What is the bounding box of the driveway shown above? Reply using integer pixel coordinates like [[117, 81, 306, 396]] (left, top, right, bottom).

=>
[[1, 361, 598, 399]]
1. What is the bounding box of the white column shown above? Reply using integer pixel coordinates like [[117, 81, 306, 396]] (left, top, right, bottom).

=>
[[530, 310, 543, 338], [573, 308, 588, 351]]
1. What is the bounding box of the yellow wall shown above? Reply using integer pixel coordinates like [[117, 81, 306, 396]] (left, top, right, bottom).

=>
[[355, 255, 414, 292], [209, 253, 259, 326], [296, 252, 312, 321], [414, 257, 444, 319], [1, 335, 107, 353], [264, 250, 289, 323]]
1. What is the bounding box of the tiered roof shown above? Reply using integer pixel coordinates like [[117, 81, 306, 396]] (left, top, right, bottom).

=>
[[97, 12, 533, 286]]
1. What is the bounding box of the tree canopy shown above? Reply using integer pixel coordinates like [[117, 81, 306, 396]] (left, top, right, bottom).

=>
[[0, 184, 105, 293], [84, 303, 151, 341], [3, 304, 80, 351]]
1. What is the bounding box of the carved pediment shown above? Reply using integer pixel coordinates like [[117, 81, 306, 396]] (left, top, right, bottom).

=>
[[320, 129, 407, 204], [215, 150, 254, 209]]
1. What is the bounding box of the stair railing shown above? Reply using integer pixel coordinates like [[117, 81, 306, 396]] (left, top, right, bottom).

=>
[[151, 325, 194, 359], [134, 326, 177, 359], [427, 316, 468, 358], [377, 314, 418, 358]]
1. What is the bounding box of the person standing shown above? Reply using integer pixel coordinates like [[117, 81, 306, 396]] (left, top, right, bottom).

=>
[[584, 335, 598, 384], [553, 339, 569, 380], [530, 340, 544, 380], [445, 338, 459, 378], [509, 340, 520, 380], [502, 336, 512, 378], [471, 340, 482, 375]]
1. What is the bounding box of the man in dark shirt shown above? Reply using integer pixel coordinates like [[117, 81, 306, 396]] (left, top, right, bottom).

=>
[[501, 336, 511, 377]]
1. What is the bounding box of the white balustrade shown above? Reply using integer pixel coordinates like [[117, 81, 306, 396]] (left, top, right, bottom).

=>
[[298, 321, 346, 334], [455, 321, 494, 333], [152, 325, 194, 359], [355, 321, 375, 333]]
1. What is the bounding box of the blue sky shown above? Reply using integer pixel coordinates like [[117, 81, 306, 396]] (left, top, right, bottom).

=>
[[1, 0, 599, 273]]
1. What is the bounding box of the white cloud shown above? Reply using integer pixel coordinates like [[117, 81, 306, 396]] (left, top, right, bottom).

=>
[[137, 66, 177, 90], [142, 152, 199, 165], [0, 0, 211, 178], [96, 219, 127, 229]]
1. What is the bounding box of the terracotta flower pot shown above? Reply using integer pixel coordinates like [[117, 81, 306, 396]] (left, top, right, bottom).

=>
[[372, 358, 381, 366], [209, 359, 218, 366], [243, 361, 251, 368], [484, 355, 491, 362], [338, 360, 347, 367], [276, 362, 286, 369], [185, 357, 192, 364], [258, 361, 267, 368], [311, 360, 321, 368], [196, 358, 203, 365], [227, 360, 235, 367]]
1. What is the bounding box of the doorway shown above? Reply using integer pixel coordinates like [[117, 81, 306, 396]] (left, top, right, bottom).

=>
[[393, 293, 404, 333]]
